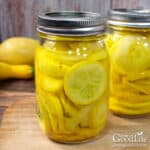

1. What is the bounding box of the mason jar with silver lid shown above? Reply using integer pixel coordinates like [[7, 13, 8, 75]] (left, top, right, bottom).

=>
[[105, 9, 150, 116], [35, 12, 109, 143]]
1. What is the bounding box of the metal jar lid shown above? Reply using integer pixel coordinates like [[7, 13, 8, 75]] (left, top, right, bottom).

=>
[[37, 11, 106, 36], [107, 9, 150, 28]]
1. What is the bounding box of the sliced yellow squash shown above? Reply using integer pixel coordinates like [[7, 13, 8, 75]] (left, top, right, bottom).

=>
[[112, 35, 150, 74], [39, 74, 63, 93], [64, 61, 107, 105], [37, 47, 70, 77]]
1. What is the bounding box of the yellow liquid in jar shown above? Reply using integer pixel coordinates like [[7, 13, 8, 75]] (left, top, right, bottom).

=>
[[105, 31, 150, 115], [35, 39, 109, 142]]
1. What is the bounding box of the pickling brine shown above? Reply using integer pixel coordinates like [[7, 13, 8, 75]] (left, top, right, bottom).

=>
[[106, 9, 150, 116], [36, 12, 109, 143]]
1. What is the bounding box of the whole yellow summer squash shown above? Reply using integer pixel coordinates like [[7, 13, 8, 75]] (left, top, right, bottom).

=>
[[0, 37, 39, 65], [0, 62, 33, 79]]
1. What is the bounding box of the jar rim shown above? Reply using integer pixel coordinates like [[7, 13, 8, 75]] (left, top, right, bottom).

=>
[[107, 9, 150, 28], [37, 11, 106, 36], [38, 31, 105, 42]]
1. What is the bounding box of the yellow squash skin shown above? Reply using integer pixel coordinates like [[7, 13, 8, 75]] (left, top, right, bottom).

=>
[[0, 37, 39, 65], [0, 62, 33, 79]]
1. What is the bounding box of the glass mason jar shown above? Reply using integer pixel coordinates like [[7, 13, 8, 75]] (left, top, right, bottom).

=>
[[106, 9, 150, 116], [35, 12, 109, 143]]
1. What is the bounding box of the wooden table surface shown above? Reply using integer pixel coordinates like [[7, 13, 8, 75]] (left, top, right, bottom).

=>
[[0, 80, 150, 150]]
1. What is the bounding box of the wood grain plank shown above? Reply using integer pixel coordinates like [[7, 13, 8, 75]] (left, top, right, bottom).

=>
[[0, 0, 111, 41], [0, 97, 149, 150], [0, 79, 149, 150], [111, 0, 150, 9], [0, 80, 34, 92], [1, 0, 150, 41], [0, 80, 35, 126]]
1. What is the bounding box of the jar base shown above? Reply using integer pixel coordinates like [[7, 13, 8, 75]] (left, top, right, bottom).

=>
[[46, 123, 107, 144], [110, 110, 150, 118], [109, 97, 150, 118]]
